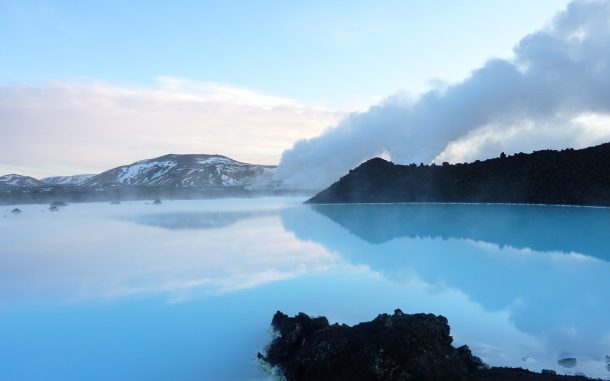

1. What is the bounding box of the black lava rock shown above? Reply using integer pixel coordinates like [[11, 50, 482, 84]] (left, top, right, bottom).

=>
[[471, 367, 593, 381], [259, 310, 596, 381], [259, 309, 484, 381], [308, 142, 610, 206]]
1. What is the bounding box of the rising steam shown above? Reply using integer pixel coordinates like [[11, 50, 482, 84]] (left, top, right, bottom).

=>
[[276, 0, 610, 190]]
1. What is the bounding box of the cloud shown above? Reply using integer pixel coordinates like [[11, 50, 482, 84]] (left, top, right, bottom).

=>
[[276, 0, 610, 190], [434, 113, 610, 163], [0, 78, 342, 178]]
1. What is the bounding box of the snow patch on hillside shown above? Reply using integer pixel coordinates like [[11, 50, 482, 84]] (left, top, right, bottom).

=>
[[42, 174, 95, 186], [197, 157, 232, 165], [116, 160, 176, 184]]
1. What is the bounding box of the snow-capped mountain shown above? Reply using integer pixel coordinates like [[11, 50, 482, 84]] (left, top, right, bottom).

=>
[[84, 154, 276, 188], [42, 174, 96, 186], [0, 174, 44, 187]]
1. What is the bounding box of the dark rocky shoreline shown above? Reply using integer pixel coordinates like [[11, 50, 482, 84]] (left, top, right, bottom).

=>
[[308, 142, 610, 206], [259, 310, 597, 381]]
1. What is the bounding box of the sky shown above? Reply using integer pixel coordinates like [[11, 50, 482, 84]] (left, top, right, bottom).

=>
[[0, 0, 576, 178]]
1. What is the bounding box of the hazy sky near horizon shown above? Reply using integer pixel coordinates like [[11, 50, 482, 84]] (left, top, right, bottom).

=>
[[0, 0, 572, 177]]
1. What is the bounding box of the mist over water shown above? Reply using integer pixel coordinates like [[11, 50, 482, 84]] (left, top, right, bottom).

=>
[[2, 199, 610, 380], [276, 0, 610, 190], [3, 2, 610, 381]]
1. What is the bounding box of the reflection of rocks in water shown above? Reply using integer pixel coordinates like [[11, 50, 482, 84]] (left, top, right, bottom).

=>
[[49, 201, 67, 212], [260, 310, 593, 381], [110, 201, 121, 205], [279, 205, 610, 376], [128, 210, 274, 230], [310, 203, 610, 261], [558, 358, 578, 368]]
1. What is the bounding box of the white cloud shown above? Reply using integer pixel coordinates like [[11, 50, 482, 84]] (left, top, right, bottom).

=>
[[0, 78, 343, 178], [434, 113, 610, 163]]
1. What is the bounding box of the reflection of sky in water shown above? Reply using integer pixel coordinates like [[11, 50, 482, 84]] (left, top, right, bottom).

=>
[[1, 199, 610, 380]]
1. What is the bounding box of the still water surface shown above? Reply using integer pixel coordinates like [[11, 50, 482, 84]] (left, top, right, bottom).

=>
[[1, 198, 610, 380]]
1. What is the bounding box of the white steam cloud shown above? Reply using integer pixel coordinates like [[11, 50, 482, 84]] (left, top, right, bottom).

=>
[[276, 0, 610, 190]]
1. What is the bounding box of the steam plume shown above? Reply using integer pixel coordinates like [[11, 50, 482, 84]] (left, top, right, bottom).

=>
[[276, 0, 610, 190]]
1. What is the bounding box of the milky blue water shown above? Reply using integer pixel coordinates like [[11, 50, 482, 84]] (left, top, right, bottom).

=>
[[1, 198, 610, 380]]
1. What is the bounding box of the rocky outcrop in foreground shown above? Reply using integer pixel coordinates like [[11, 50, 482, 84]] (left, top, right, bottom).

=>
[[308, 142, 610, 206], [258, 310, 595, 381]]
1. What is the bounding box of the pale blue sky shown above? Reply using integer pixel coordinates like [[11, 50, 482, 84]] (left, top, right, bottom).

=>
[[6, 0, 596, 178], [1, 0, 570, 107]]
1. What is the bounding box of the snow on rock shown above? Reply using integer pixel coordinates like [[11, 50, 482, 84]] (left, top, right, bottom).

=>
[[41, 174, 95, 186], [197, 157, 232, 165]]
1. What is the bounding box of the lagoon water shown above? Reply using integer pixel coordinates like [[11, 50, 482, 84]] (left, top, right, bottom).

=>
[[2, 197, 610, 380]]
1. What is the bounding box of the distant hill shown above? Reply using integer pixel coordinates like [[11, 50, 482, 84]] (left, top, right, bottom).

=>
[[308, 142, 610, 206], [83, 154, 276, 188], [1, 154, 276, 190], [0, 154, 289, 204], [0, 174, 44, 187]]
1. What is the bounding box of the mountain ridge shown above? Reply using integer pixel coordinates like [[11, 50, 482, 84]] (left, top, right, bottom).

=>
[[0, 174, 45, 187], [84, 153, 276, 188], [0, 153, 295, 204], [1, 153, 277, 189]]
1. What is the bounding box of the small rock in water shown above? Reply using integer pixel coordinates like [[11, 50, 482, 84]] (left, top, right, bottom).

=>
[[110, 201, 121, 205], [49, 206, 59, 212], [11, 208, 22, 214], [558, 357, 578, 368], [50, 201, 67, 207], [153, 199, 162, 205]]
